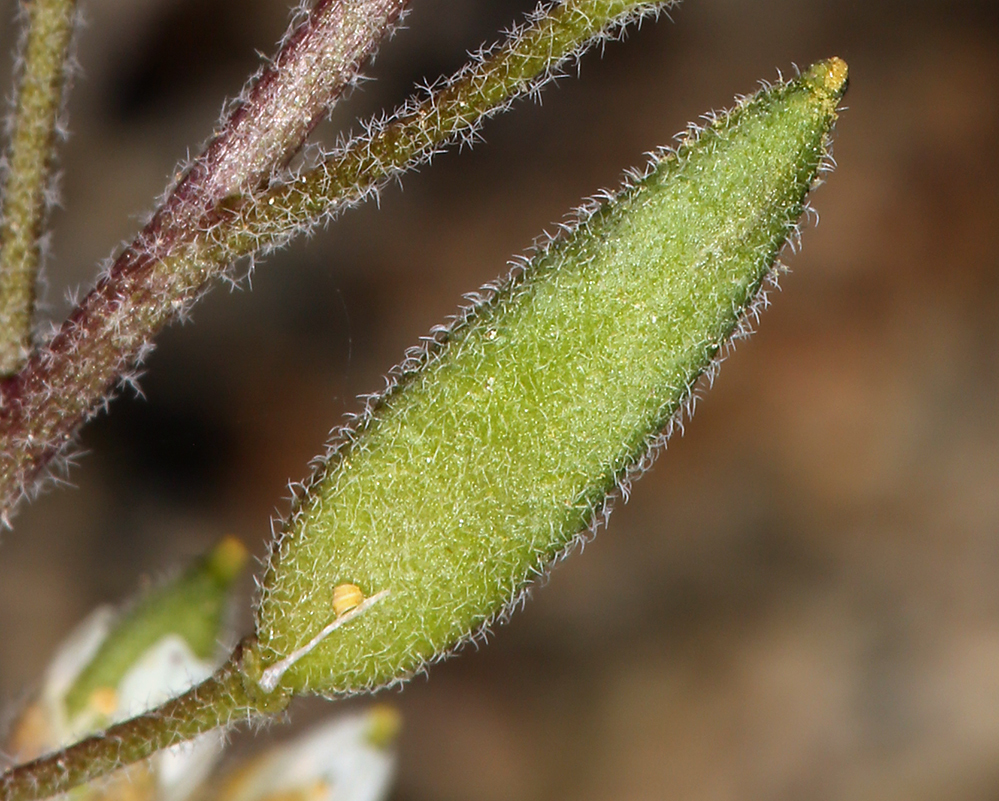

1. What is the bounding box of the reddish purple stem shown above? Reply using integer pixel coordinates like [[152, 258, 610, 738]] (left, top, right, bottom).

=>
[[0, 0, 408, 521]]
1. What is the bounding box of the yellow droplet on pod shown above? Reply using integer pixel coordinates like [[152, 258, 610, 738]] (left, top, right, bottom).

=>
[[332, 584, 364, 617]]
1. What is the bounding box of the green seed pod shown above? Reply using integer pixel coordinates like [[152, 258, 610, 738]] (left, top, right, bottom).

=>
[[252, 59, 848, 695]]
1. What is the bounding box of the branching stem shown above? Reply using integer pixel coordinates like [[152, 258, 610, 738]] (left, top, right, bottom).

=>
[[0, 0, 410, 521], [0, 0, 78, 376], [0, 0, 673, 524], [218, 0, 673, 253]]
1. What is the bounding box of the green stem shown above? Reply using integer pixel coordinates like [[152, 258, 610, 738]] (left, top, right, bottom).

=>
[[0, 0, 78, 376], [0, 643, 290, 801], [216, 0, 673, 251]]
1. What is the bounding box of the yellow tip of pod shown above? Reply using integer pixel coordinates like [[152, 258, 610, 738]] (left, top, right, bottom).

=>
[[803, 57, 849, 108], [364, 704, 403, 750], [88, 686, 118, 717]]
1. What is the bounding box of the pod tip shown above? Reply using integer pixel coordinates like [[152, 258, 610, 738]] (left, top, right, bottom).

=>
[[805, 57, 850, 103]]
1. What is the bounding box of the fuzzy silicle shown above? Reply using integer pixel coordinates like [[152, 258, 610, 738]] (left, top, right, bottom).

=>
[[252, 58, 849, 695]]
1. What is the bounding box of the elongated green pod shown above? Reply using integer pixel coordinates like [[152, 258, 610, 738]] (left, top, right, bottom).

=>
[[252, 59, 848, 695]]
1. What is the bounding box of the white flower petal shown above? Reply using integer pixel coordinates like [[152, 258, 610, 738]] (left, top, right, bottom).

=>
[[115, 635, 214, 721]]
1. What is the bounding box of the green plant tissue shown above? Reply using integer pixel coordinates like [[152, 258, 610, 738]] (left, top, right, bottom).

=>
[[62, 536, 247, 718], [253, 58, 849, 695]]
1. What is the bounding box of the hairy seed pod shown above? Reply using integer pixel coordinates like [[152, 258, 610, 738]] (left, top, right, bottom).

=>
[[251, 59, 848, 696]]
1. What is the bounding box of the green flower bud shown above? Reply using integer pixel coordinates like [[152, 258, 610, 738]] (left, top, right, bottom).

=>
[[252, 59, 848, 695], [62, 536, 248, 723], [5, 538, 249, 801]]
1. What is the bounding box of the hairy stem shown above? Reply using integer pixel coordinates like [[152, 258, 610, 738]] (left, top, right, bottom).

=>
[[0, 0, 410, 522], [0, 0, 672, 523], [152, 0, 410, 223], [0, 0, 78, 376], [218, 0, 673, 252], [0, 643, 289, 801]]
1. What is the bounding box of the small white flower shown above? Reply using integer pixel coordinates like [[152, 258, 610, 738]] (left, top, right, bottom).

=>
[[6, 626, 224, 801]]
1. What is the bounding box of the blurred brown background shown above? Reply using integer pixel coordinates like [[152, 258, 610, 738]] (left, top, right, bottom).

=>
[[2, 0, 998, 798]]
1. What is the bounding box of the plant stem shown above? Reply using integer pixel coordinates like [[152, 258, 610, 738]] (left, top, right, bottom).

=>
[[0, 0, 671, 524], [151, 0, 410, 222], [0, 643, 290, 801], [0, 0, 78, 376], [0, 0, 409, 523], [218, 0, 674, 251]]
